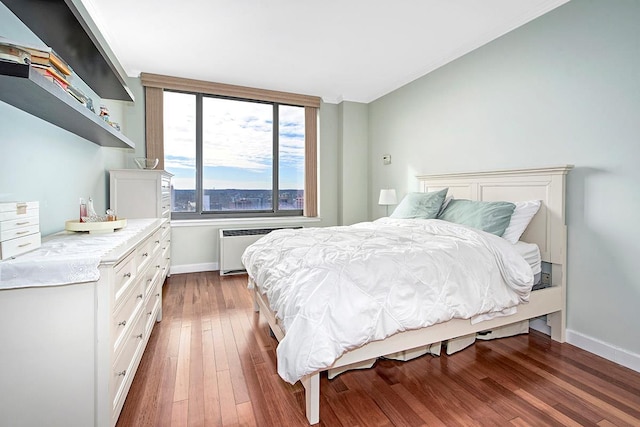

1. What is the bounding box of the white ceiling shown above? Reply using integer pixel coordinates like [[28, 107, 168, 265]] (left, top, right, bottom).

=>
[[82, 0, 568, 104]]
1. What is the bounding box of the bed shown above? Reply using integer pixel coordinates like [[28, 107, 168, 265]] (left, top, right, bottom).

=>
[[244, 165, 573, 424]]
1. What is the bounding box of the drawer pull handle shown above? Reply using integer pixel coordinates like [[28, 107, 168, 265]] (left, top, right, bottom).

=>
[[118, 320, 127, 326], [15, 230, 30, 235], [155, 293, 160, 297], [123, 272, 131, 278], [147, 279, 152, 284], [18, 242, 32, 248], [155, 240, 160, 244], [137, 293, 144, 299], [156, 264, 161, 269], [135, 334, 143, 339], [147, 311, 153, 316], [117, 370, 126, 376], [16, 221, 30, 225], [142, 252, 149, 257]]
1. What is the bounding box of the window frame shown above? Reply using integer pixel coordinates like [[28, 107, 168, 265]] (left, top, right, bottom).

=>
[[141, 73, 319, 220], [166, 89, 305, 219]]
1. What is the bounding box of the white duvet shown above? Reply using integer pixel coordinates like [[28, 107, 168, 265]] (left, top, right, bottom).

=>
[[242, 218, 534, 384]]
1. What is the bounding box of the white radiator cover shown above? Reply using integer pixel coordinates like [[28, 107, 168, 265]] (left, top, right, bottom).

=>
[[219, 227, 301, 275]]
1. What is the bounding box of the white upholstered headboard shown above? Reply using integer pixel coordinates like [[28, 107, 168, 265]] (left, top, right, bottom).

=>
[[417, 165, 573, 265]]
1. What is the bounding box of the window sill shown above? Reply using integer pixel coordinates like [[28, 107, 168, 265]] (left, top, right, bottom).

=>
[[170, 216, 322, 228]]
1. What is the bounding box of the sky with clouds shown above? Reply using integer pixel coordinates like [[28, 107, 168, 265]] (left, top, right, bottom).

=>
[[163, 92, 304, 190]]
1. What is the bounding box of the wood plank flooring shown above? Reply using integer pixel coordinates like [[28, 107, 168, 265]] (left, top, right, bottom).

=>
[[116, 272, 640, 426]]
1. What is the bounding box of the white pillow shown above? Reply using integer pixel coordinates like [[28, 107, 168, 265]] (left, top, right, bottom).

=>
[[502, 200, 541, 244], [437, 195, 453, 217]]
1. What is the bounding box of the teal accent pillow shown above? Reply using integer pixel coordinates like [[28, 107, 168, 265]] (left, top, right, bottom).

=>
[[438, 199, 516, 237], [390, 188, 448, 219]]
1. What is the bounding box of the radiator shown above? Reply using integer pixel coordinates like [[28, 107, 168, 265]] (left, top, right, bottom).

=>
[[219, 227, 301, 275]]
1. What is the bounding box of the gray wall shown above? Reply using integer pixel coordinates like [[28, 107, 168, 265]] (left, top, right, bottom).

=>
[[368, 0, 640, 359], [338, 101, 369, 225]]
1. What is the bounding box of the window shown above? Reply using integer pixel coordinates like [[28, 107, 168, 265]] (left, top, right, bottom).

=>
[[141, 73, 319, 219], [164, 92, 305, 217]]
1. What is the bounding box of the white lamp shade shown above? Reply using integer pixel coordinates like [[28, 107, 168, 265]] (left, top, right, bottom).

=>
[[378, 189, 397, 205]]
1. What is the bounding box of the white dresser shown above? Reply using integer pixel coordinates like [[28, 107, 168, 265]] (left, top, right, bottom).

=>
[[0, 218, 170, 427], [110, 169, 172, 280], [109, 169, 173, 220]]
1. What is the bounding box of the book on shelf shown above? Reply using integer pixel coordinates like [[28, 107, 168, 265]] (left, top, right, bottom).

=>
[[0, 36, 72, 76], [31, 62, 69, 83], [67, 85, 88, 106], [0, 37, 93, 110], [0, 44, 31, 65], [27, 48, 72, 76], [32, 66, 69, 90]]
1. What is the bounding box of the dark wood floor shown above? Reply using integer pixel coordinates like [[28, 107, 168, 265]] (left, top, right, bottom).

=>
[[116, 272, 640, 427]]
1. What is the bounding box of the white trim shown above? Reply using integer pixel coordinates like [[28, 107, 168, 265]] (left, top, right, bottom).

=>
[[170, 262, 217, 275], [528, 320, 640, 374], [566, 329, 640, 373], [170, 216, 322, 228]]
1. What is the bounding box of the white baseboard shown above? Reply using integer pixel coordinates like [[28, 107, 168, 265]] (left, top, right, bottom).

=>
[[170, 262, 218, 275], [529, 317, 639, 373], [566, 329, 640, 373]]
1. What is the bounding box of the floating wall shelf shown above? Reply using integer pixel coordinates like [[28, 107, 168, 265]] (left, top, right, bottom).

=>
[[1, 0, 135, 148], [2, 0, 134, 102]]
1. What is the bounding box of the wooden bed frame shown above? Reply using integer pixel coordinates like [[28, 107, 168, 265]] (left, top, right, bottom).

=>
[[251, 165, 573, 424]]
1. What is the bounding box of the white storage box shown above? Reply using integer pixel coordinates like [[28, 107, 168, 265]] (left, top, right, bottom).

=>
[[0, 201, 41, 260]]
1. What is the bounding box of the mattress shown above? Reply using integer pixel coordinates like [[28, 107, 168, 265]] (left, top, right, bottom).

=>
[[514, 240, 541, 277]]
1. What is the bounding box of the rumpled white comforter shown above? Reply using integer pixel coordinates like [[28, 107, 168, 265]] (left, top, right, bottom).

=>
[[242, 218, 533, 384]]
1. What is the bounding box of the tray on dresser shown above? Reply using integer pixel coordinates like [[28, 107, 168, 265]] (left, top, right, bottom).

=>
[[65, 218, 127, 234]]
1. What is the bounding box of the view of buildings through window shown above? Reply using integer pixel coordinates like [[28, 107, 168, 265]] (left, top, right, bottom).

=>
[[163, 91, 305, 215]]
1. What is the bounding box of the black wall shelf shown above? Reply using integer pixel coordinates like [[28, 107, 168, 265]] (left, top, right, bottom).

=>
[[0, 0, 135, 148], [2, 0, 133, 102]]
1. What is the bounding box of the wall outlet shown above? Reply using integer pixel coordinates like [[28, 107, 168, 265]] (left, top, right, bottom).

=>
[[541, 272, 551, 285], [382, 154, 391, 165]]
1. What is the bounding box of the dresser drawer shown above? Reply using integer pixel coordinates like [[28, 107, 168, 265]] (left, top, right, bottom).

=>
[[0, 232, 41, 260], [143, 283, 162, 336], [0, 215, 40, 234], [0, 224, 39, 242], [149, 228, 163, 256], [160, 222, 171, 242], [0, 202, 39, 222], [0, 208, 39, 222], [111, 309, 145, 416], [112, 281, 145, 355], [161, 176, 171, 192], [161, 195, 171, 219], [135, 240, 154, 273], [114, 256, 137, 306], [143, 254, 162, 296]]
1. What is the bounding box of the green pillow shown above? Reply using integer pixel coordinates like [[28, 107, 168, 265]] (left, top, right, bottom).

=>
[[438, 199, 515, 237], [390, 188, 448, 219]]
